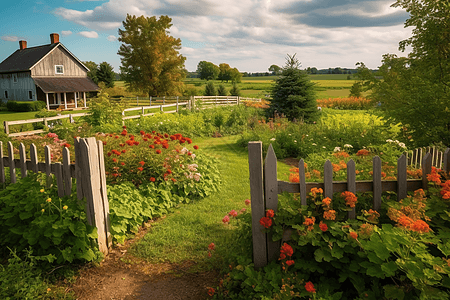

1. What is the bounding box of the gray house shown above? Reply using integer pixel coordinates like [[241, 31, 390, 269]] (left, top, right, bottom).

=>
[[0, 33, 99, 110]]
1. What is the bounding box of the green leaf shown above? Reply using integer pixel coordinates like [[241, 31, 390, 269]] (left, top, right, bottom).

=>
[[381, 261, 397, 277], [383, 285, 405, 300], [359, 261, 385, 278]]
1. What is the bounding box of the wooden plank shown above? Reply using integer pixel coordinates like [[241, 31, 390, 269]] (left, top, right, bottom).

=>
[[78, 139, 94, 225], [347, 159, 356, 219], [74, 138, 84, 200], [97, 140, 112, 248], [323, 160, 333, 199], [397, 155, 407, 201], [7, 142, 16, 184], [299, 159, 307, 206], [444, 149, 450, 172], [81, 138, 108, 255], [19, 143, 27, 178], [8, 130, 46, 138], [54, 162, 64, 197], [373, 156, 382, 211], [0, 141, 4, 185], [45, 146, 52, 188], [422, 153, 432, 190], [264, 144, 279, 263], [6, 118, 45, 125], [30, 143, 38, 173], [4, 121, 9, 135], [63, 147, 72, 196], [248, 141, 267, 268]]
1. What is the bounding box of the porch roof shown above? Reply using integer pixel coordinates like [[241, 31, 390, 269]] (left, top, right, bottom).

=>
[[33, 77, 100, 93]]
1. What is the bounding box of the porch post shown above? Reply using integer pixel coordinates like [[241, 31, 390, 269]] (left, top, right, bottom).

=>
[[45, 93, 49, 110], [83, 92, 87, 108], [64, 92, 67, 109], [74, 92, 78, 109]]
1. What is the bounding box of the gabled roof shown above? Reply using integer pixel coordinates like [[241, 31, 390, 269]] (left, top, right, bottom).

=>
[[0, 43, 89, 74], [33, 77, 100, 93]]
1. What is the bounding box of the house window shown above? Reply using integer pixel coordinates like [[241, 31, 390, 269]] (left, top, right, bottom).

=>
[[55, 65, 64, 74], [29, 91, 33, 100], [12, 73, 18, 83], [4, 91, 8, 99]]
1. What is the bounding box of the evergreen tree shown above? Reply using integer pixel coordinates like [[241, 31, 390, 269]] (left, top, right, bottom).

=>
[[268, 54, 319, 122], [97, 62, 115, 88], [204, 82, 216, 96], [229, 82, 241, 96], [217, 84, 227, 96]]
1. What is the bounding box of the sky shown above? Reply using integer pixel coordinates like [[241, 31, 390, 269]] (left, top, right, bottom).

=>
[[0, 0, 412, 73]]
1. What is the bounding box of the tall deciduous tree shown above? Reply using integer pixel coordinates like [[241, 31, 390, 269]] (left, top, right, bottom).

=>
[[84, 61, 98, 84], [356, 0, 450, 146], [268, 64, 281, 75], [268, 54, 319, 122], [97, 62, 115, 88], [118, 14, 186, 97], [218, 63, 232, 82], [197, 61, 219, 80]]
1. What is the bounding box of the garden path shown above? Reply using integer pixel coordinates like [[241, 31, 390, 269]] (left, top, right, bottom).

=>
[[69, 136, 256, 299]]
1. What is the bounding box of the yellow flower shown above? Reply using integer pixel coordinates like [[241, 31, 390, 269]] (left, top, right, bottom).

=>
[[63, 205, 68, 210], [41, 209, 45, 212], [40, 189, 45, 193], [46, 198, 52, 203]]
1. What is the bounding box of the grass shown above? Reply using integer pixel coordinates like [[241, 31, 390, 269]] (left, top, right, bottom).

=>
[[129, 135, 292, 270]]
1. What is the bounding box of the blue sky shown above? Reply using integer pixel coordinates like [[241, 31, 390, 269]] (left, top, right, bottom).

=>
[[0, 0, 412, 73]]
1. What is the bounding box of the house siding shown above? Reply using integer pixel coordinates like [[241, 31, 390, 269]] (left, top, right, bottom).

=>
[[0, 71, 36, 102], [31, 46, 87, 77]]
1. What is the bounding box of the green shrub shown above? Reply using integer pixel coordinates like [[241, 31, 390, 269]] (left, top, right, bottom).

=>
[[6, 100, 46, 112], [0, 172, 101, 264]]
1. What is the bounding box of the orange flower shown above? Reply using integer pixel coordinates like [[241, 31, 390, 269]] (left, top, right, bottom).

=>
[[356, 149, 370, 156], [427, 167, 441, 184], [312, 169, 321, 178], [332, 163, 341, 172], [409, 220, 430, 233], [323, 210, 336, 220], [398, 216, 413, 228], [289, 173, 300, 183], [349, 232, 358, 239], [303, 217, 315, 226], [319, 221, 328, 232], [364, 209, 380, 223], [322, 197, 331, 208], [341, 191, 357, 208], [310, 188, 323, 198], [304, 281, 316, 293]]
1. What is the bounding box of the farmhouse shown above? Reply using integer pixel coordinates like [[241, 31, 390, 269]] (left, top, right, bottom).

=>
[[0, 33, 99, 110]]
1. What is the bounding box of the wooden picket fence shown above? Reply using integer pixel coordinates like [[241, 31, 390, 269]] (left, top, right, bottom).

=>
[[0, 137, 111, 255], [248, 141, 450, 268], [406, 146, 445, 169]]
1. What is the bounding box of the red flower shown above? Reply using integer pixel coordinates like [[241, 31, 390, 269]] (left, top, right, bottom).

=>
[[305, 281, 316, 293], [63, 143, 71, 148], [207, 287, 215, 296], [102, 141, 107, 145], [171, 178, 177, 182], [112, 158, 118, 163], [208, 243, 215, 250], [259, 217, 272, 228], [319, 221, 328, 232], [193, 145, 199, 150], [245, 199, 251, 206], [149, 145, 155, 149], [140, 130, 145, 135], [123, 125, 127, 129], [150, 177, 156, 182], [121, 162, 125, 166], [266, 209, 275, 218], [137, 167, 143, 172], [280, 243, 293, 260], [229, 210, 238, 217], [286, 260, 295, 266], [139, 161, 145, 166], [222, 215, 230, 224], [122, 149, 126, 153], [156, 150, 162, 154]]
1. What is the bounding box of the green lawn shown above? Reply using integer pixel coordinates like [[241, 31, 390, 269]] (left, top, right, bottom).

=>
[[129, 135, 292, 269]]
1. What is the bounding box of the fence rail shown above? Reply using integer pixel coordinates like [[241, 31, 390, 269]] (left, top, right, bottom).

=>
[[248, 141, 450, 268], [0, 138, 111, 255]]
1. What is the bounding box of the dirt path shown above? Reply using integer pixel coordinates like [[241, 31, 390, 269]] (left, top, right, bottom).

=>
[[70, 225, 219, 300]]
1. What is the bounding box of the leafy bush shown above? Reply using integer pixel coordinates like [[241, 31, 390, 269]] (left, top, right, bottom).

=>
[[214, 172, 450, 299], [6, 100, 46, 112], [0, 248, 74, 299], [205, 81, 217, 96], [0, 172, 101, 264]]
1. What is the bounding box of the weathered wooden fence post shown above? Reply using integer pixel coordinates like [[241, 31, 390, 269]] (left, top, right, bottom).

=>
[[0, 141, 4, 188], [347, 159, 356, 219], [397, 155, 407, 200], [7, 142, 16, 183], [74, 137, 111, 255], [248, 141, 267, 268], [373, 156, 382, 211], [264, 145, 280, 262]]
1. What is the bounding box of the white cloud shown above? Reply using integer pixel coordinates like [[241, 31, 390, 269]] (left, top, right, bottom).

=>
[[53, 0, 412, 71], [61, 30, 73, 36], [1, 36, 19, 42], [78, 31, 99, 38]]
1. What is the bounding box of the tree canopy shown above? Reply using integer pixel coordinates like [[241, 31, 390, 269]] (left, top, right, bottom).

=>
[[97, 62, 115, 88], [268, 54, 319, 122], [197, 61, 219, 80], [355, 0, 450, 146], [118, 14, 186, 97]]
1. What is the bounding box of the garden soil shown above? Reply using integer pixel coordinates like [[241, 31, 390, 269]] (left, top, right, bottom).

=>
[[70, 222, 220, 300]]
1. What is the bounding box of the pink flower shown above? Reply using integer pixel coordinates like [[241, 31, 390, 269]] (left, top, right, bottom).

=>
[[245, 199, 251, 206], [229, 210, 238, 217], [208, 243, 215, 250], [222, 215, 230, 224]]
